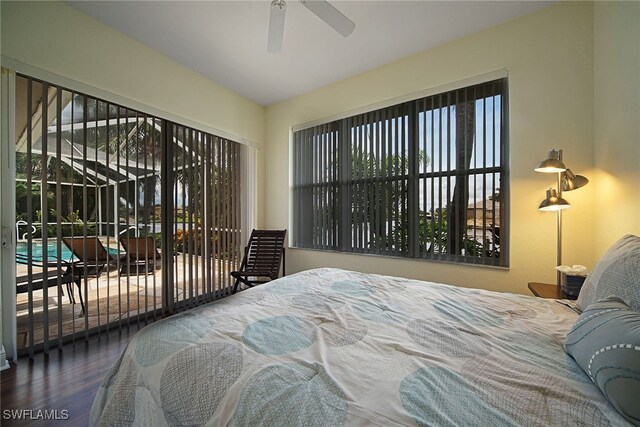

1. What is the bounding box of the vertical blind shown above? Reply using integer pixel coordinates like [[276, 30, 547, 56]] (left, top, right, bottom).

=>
[[14, 74, 245, 356], [165, 124, 242, 313], [292, 78, 508, 266]]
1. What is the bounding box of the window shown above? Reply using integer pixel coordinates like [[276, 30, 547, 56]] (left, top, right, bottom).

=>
[[292, 78, 508, 266]]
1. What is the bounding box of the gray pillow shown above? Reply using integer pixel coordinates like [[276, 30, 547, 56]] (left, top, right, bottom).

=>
[[564, 297, 640, 425], [577, 234, 640, 312]]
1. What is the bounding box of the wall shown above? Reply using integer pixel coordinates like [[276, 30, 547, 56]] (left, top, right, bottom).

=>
[[264, 1, 596, 294], [593, 1, 640, 254], [0, 1, 265, 146], [2, 0, 635, 341]]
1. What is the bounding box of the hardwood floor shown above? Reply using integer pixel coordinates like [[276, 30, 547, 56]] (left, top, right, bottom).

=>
[[1, 326, 144, 426]]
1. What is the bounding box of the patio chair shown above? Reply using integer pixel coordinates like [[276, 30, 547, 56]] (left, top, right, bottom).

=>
[[62, 237, 114, 279], [16, 253, 85, 315], [119, 236, 162, 275], [231, 229, 286, 294]]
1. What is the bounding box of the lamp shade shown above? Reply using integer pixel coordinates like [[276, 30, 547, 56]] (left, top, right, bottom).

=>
[[562, 169, 589, 191], [535, 149, 566, 173], [538, 188, 571, 211]]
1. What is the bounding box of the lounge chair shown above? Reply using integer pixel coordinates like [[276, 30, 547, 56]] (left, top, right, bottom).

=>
[[62, 237, 114, 279], [16, 253, 85, 314], [119, 236, 162, 275], [231, 229, 286, 294]]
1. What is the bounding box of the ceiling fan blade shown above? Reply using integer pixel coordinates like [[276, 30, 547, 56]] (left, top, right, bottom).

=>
[[268, 0, 287, 53], [301, 0, 355, 37]]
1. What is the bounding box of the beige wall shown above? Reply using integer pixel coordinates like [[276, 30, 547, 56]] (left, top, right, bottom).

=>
[[264, 2, 597, 294], [593, 1, 640, 255], [0, 1, 265, 147], [2, 1, 636, 296]]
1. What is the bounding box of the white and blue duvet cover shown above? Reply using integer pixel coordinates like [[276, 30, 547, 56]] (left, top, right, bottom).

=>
[[90, 268, 630, 426]]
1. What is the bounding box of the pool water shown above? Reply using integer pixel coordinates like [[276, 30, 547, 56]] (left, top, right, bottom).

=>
[[16, 241, 121, 263]]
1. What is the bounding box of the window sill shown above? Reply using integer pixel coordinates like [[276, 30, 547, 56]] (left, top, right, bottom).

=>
[[287, 246, 510, 271]]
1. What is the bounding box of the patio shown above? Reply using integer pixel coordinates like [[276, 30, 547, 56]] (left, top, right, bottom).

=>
[[16, 251, 236, 348]]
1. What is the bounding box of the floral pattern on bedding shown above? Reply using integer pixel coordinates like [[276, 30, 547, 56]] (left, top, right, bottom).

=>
[[90, 268, 631, 426]]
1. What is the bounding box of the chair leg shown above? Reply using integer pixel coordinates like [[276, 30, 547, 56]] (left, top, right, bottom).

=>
[[66, 283, 76, 304], [75, 279, 85, 316], [282, 248, 286, 277], [232, 278, 241, 294], [232, 277, 257, 294]]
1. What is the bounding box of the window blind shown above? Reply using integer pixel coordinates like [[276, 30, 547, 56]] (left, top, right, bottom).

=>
[[292, 78, 508, 266], [15, 73, 246, 357]]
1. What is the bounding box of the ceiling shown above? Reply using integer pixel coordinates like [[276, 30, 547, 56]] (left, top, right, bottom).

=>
[[68, 1, 554, 106]]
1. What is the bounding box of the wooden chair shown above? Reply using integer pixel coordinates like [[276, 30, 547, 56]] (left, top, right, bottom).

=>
[[119, 236, 162, 275], [231, 229, 286, 294]]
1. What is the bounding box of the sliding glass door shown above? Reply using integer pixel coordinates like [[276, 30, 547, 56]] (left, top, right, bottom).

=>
[[14, 73, 246, 356], [166, 124, 242, 312]]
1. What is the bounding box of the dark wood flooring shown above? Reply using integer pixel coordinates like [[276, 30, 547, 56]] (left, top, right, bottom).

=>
[[1, 326, 143, 426]]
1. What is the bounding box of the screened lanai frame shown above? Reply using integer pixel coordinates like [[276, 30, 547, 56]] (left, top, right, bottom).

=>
[[15, 119, 161, 240], [13, 72, 249, 357]]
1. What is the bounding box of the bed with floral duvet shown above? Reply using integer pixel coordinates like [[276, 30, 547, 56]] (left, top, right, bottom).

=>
[[90, 267, 631, 426]]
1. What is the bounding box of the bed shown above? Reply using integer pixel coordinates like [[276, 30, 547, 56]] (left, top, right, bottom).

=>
[[89, 267, 632, 426]]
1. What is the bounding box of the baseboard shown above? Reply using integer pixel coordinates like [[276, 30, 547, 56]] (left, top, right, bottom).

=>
[[0, 345, 10, 371]]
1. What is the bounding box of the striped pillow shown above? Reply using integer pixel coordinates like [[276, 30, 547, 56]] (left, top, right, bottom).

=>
[[565, 297, 640, 425]]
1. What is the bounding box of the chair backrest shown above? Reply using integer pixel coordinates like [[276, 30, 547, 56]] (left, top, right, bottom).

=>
[[120, 236, 159, 260], [62, 237, 110, 262], [243, 229, 287, 279]]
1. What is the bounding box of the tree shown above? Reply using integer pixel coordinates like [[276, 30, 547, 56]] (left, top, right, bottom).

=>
[[350, 147, 429, 253]]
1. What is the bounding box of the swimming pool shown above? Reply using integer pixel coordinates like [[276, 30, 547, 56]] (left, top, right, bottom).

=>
[[15, 241, 121, 263]]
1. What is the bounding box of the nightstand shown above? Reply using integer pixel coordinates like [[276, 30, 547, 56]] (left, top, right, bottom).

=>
[[528, 282, 578, 300]]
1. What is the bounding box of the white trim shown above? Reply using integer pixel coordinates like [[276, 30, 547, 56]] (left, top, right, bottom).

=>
[[0, 68, 18, 362], [0, 345, 9, 370], [16, 86, 70, 152], [287, 127, 295, 248], [292, 69, 509, 131], [241, 145, 257, 250], [1, 55, 262, 149]]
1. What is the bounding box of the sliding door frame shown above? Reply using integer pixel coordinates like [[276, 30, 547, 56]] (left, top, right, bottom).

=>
[[2, 63, 258, 361], [1, 68, 18, 363]]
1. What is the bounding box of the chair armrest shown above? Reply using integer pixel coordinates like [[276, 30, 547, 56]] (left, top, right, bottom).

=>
[[231, 271, 274, 277]]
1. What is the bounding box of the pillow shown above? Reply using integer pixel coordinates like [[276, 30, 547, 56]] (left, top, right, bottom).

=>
[[564, 297, 640, 425], [577, 234, 640, 312]]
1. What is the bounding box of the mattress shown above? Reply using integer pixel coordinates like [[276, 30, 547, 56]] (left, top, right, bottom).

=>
[[89, 268, 630, 426]]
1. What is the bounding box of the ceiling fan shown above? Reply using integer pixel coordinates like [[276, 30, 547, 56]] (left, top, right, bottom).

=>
[[268, 0, 356, 53]]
